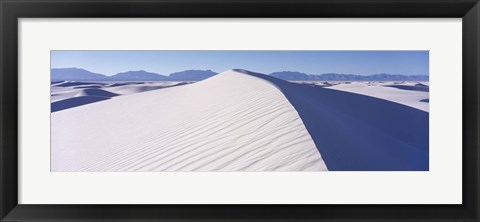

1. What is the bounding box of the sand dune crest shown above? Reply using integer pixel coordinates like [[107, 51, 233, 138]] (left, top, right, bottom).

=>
[[51, 70, 328, 171]]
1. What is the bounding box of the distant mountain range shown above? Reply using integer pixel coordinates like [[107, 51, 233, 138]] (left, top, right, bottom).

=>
[[51, 68, 429, 82], [51, 68, 219, 81], [270, 71, 429, 81], [110, 70, 168, 81], [51, 68, 108, 81]]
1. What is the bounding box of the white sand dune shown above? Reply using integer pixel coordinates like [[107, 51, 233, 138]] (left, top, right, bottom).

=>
[[51, 89, 80, 102], [106, 82, 185, 95], [51, 70, 328, 171], [75, 88, 119, 97], [236, 70, 428, 171], [51, 81, 181, 99], [326, 82, 429, 112], [51, 81, 189, 112]]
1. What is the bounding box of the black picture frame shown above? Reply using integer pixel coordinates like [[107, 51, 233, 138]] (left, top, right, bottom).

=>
[[1, 0, 479, 221]]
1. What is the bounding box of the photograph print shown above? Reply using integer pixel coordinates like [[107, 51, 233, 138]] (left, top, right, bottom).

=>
[[51, 50, 429, 171]]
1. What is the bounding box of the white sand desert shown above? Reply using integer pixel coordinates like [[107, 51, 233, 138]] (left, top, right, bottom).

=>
[[326, 81, 429, 112], [51, 69, 429, 171], [51, 70, 328, 171]]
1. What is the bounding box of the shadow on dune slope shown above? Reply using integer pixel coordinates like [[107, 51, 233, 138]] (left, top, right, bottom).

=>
[[75, 88, 119, 97], [51, 89, 119, 112], [384, 84, 429, 92], [56, 81, 107, 87], [235, 69, 429, 171], [51, 82, 192, 113], [51, 96, 111, 112]]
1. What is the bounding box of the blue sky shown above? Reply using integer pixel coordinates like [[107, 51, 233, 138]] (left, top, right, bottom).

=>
[[51, 51, 429, 76]]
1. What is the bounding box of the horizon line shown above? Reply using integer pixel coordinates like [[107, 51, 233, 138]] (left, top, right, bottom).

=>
[[51, 67, 430, 77]]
